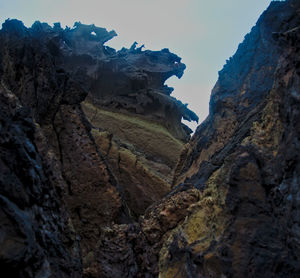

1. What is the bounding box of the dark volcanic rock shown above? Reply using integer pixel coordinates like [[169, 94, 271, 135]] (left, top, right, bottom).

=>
[[164, 1, 300, 277], [0, 18, 193, 277], [1, 0, 300, 277], [0, 84, 82, 276], [53, 22, 198, 141], [88, 186, 200, 278], [0, 19, 128, 276], [0, 19, 197, 141]]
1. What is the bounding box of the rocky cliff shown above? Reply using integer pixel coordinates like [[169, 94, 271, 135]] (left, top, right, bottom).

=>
[[1, 0, 300, 277], [167, 1, 300, 276], [0, 17, 196, 277]]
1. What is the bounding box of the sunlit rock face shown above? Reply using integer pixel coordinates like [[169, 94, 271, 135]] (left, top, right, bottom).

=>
[[1, 0, 300, 277]]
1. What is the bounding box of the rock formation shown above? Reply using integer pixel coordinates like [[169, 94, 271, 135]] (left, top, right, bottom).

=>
[[0, 74, 82, 277], [1, 0, 300, 277], [0, 17, 195, 276], [167, 1, 300, 276]]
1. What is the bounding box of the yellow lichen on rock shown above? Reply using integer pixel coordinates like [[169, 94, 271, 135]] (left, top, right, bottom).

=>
[[183, 167, 229, 247], [242, 89, 284, 157], [159, 167, 230, 277]]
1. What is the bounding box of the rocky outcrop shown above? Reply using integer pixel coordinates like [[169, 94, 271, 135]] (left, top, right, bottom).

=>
[[84, 1, 300, 277], [0, 19, 128, 275], [82, 102, 184, 216], [1, 0, 300, 277], [23, 20, 198, 142], [0, 18, 193, 276], [0, 83, 82, 276], [47, 21, 195, 217], [164, 1, 300, 277]]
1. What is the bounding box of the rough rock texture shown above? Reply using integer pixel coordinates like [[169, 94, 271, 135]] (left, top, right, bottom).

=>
[[82, 101, 184, 216], [46, 21, 193, 217], [1, 0, 300, 277], [0, 84, 82, 277], [0, 17, 192, 276], [36, 20, 198, 142], [0, 19, 128, 275], [86, 1, 300, 277], [86, 185, 200, 277], [166, 1, 300, 277]]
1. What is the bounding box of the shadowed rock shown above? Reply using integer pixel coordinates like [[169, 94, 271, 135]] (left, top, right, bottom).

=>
[[1, 0, 300, 277], [0, 18, 194, 277]]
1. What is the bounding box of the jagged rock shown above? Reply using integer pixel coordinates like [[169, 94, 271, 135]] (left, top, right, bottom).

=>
[[0, 19, 129, 274], [0, 18, 194, 223], [18, 20, 197, 141], [86, 1, 300, 277], [164, 1, 300, 277], [0, 83, 82, 277], [83, 186, 200, 278], [0, 17, 193, 276], [1, 0, 300, 277]]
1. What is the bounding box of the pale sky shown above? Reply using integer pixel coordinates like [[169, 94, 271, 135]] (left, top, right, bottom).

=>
[[0, 0, 272, 130]]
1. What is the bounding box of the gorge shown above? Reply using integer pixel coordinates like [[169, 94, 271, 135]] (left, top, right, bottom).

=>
[[0, 1, 300, 277]]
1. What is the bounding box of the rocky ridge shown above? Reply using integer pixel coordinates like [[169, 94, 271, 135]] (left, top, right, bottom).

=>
[[0, 17, 195, 277], [1, 0, 300, 277]]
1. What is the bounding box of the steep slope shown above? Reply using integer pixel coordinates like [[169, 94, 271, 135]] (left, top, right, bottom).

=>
[[162, 1, 300, 277], [0, 20, 129, 275], [1, 0, 300, 277], [84, 1, 300, 277], [83, 103, 183, 215], [0, 72, 82, 277], [56, 23, 196, 216], [0, 18, 196, 276]]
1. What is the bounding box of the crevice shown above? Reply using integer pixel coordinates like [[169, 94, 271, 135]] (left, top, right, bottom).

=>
[[77, 103, 134, 223], [51, 109, 73, 196]]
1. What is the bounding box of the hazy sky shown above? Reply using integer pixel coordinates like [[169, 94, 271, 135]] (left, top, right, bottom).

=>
[[0, 0, 272, 129]]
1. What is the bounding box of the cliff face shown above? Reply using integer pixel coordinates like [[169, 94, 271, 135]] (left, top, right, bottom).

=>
[[1, 0, 300, 277], [0, 77, 82, 276], [0, 18, 194, 277], [166, 1, 300, 277]]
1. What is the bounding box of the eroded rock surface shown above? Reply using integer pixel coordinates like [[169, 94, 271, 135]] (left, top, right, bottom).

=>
[[1, 0, 300, 277], [87, 1, 300, 277], [165, 1, 300, 277], [0, 17, 193, 277], [0, 19, 129, 276], [19, 20, 198, 142], [0, 83, 82, 276]]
